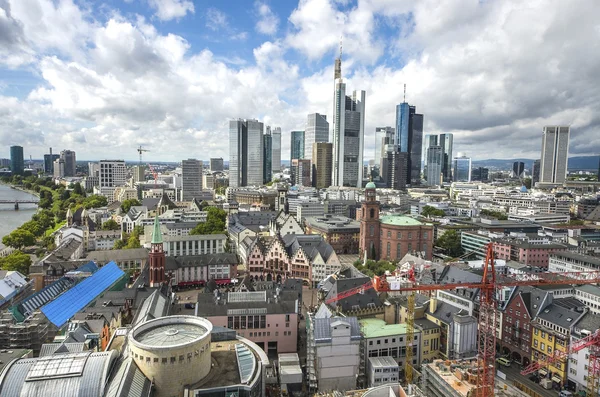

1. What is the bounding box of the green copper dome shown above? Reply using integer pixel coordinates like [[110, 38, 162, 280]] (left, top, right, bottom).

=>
[[365, 181, 376, 189]]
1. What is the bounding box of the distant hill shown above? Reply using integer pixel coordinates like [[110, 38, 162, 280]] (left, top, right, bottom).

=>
[[472, 156, 599, 171]]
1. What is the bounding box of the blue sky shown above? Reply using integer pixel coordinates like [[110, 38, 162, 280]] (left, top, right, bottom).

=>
[[0, 0, 599, 162]]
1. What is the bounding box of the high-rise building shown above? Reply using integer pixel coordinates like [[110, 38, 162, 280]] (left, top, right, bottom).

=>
[[133, 165, 145, 183], [182, 159, 203, 201], [332, 82, 366, 188], [423, 134, 437, 179], [540, 126, 570, 184], [472, 167, 489, 182], [53, 158, 65, 178], [263, 130, 272, 184], [512, 161, 525, 179], [532, 159, 541, 186], [426, 146, 443, 186], [312, 142, 332, 189], [375, 127, 395, 171], [291, 130, 305, 162], [291, 159, 311, 187], [229, 119, 264, 187], [210, 158, 224, 172], [305, 113, 329, 160], [438, 133, 454, 182], [10, 146, 24, 175], [380, 144, 408, 190], [271, 127, 281, 172], [43, 147, 59, 174], [99, 160, 127, 188], [453, 153, 472, 182], [395, 103, 423, 185], [0, 159, 10, 168], [60, 150, 76, 177]]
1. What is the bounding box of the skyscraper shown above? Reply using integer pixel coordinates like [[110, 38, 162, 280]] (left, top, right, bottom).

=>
[[53, 158, 65, 178], [512, 161, 525, 179], [44, 147, 59, 174], [210, 158, 224, 172], [395, 102, 423, 185], [540, 126, 570, 184], [291, 130, 305, 162], [60, 150, 76, 177], [182, 159, 203, 201], [312, 142, 332, 189], [332, 81, 366, 187], [229, 119, 264, 187], [438, 133, 454, 182], [453, 153, 472, 182], [10, 146, 24, 175], [426, 146, 443, 186], [271, 127, 281, 172], [305, 113, 329, 160], [422, 134, 438, 180], [375, 127, 395, 171], [292, 159, 311, 187], [263, 129, 272, 184], [532, 159, 541, 186]]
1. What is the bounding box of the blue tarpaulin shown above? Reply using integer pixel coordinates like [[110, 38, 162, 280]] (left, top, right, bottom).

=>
[[41, 262, 125, 328]]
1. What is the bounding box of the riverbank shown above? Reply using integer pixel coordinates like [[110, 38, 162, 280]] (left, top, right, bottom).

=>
[[0, 184, 40, 251], [0, 180, 41, 198]]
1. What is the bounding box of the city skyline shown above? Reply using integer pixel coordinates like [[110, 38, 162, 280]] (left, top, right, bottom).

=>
[[0, 1, 597, 163]]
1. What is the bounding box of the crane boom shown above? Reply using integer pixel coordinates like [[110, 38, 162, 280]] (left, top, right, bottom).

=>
[[521, 330, 600, 375]]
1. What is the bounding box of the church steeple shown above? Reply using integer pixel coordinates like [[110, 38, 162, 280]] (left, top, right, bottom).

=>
[[149, 214, 165, 287]]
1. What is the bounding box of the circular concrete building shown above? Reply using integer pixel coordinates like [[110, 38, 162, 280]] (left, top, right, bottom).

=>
[[128, 315, 213, 396]]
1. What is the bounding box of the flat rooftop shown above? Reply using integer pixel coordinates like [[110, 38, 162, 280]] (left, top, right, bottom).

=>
[[189, 339, 254, 390], [425, 359, 478, 397]]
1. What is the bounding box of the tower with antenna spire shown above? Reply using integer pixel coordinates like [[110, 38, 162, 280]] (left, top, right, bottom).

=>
[[332, 35, 366, 188], [149, 214, 166, 287]]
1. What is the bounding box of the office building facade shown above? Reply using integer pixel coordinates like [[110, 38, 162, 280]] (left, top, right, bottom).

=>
[[438, 133, 453, 182], [512, 161, 525, 179], [10, 145, 24, 175], [182, 159, 203, 201], [291, 130, 305, 163], [53, 158, 65, 178], [229, 119, 264, 187], [99, 160, 127, 188], [381, 146, 408, 190], [395, 103, 423, 185], [312, 142, 333, 189], [60, 150, 76, 177], [332, 81, 366, 187], [532, 159, 541, 185], [426, 146, 443, 186], [43, 147, 59, 174], [271, 127, 281, 172], [376, 127, 395, 171], [305, 113, 329, 160], [453, 154, 472, 182], [292, 159, 312, 187], [540, 126, 570, 184], [263, 129, 272, 184], [209, 158, 223, 172]]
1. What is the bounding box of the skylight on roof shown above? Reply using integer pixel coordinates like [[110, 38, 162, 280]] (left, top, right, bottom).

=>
[[26, 353, 89, 381]]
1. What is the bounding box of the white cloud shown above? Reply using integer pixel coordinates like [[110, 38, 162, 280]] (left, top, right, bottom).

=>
[[254, 1, 279, 35], [148, 0, 194, 21], [0, 0, 600, 164], [205, 7, 227, 31]]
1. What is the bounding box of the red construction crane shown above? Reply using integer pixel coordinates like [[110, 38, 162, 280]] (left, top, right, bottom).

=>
[[147, 163, 158, 187], [324, 243, 600, 397]]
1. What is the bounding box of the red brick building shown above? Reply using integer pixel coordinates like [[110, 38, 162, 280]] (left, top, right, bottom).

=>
[[493, 240, 566, 268], [359, 182, 433, 261]]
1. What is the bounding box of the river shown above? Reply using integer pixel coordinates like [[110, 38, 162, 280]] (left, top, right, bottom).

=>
[[0, 184, 39, 249]]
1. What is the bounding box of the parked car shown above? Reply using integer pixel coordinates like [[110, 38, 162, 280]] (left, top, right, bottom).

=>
[[528, 374, 540, 383], [496, 357, 511, 367]]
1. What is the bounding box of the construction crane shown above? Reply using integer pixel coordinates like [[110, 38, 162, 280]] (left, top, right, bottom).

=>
[[147, 163, 158, 187], [521, 330, 600, 396], [325, 243, 600, 397], [137, 145, 149, 165]]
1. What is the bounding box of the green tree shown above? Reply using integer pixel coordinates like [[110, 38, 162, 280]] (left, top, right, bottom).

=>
[[190, 207, 227, 235], [101, 219, 120, 231], [421, 205, 446, 217], [83, 195, 108, 209], [73, 182, 84, 196], [480, 209, 508, 220], [0, 250, 32, 274], [20, 220, 45, 237], [121, 199, 141, 213], [126, 227, 142, 249], [435, 229, 463, 258], [2, 229, 36, 250], [113, 239, 127, 250]]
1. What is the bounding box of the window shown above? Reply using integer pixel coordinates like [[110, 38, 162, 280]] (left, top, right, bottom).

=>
[[387, 231, 391, 238], [397, 232, 402, 239], [370, 208, 375, 218], [408, 232, 412, 239]]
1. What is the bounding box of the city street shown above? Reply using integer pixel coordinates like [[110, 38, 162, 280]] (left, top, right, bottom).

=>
[[499, 363, 561, 397]]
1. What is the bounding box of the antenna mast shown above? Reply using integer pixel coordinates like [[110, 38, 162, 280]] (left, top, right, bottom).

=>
[[403, 84, 406, 103]]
